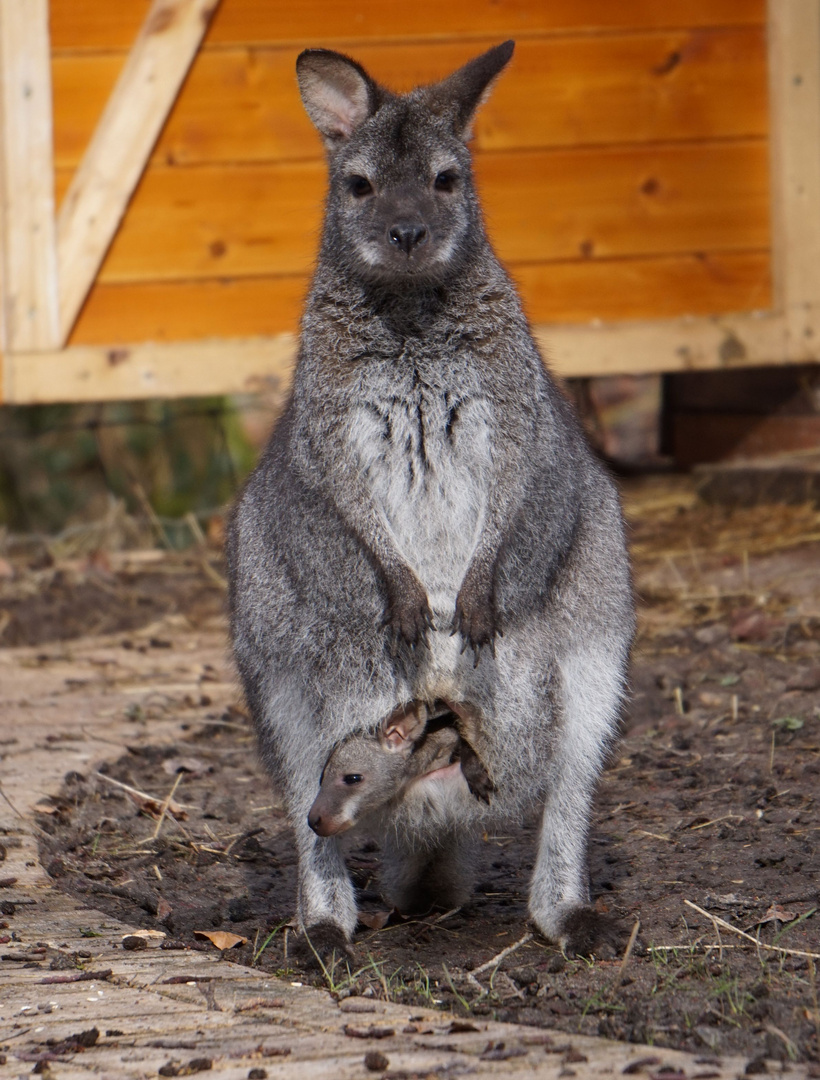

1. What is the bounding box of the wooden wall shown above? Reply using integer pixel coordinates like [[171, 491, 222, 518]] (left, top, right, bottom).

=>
[[50, 0, 770, 348]]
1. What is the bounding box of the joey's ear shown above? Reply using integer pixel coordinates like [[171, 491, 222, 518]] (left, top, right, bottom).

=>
[[427, 40, 515, 140], [296, 49, 378, 146], [379, 702, 428, 754]]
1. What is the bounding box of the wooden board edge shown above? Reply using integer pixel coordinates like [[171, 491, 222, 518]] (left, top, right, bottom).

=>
[[2, 310, 816, 405]]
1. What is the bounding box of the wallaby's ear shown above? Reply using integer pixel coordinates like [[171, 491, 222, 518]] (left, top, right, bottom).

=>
[[427, 40, 515, 140], [379, 702, 428, 754], [296, 49, 378, 147]]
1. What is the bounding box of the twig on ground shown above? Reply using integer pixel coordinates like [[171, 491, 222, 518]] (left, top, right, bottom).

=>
[[809, 957, 820, 1051], [152, 772, 184, 840], [94, 770, 190, 810], [684, 899, 820, 960], [764, 1021, 799, 1060], [0, 780, 26, 821], [612, 918, 640, 990], [471, 932, 533, 977]]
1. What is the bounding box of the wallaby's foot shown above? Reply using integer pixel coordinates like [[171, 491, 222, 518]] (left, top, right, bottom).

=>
[[531, 905, 624, 959], [295, 920, 354, 969], [453, 573, 500, 665], [383, 567, 434, 652], [459, 741, 494, 804]]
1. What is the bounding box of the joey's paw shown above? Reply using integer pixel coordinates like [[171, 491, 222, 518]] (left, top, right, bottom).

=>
[[383, 570, 434, 652], [535, 907, 626, 959], [453, 587, 500, 666], [460, 751, 495, 805], [295, 920, 354, 968]]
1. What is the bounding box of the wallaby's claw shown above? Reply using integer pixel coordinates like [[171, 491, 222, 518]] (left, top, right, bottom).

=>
[[452, 595, 500, 667]]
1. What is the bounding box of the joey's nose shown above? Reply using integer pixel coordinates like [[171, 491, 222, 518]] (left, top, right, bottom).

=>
[[388, 222, 428, 254], [308, 810, 322, 834]]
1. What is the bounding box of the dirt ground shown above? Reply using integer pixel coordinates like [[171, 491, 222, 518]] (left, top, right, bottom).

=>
[[4, 475, 820, 1068]]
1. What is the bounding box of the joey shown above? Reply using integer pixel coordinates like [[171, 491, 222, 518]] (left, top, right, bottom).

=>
[[308, 701, 493, 838]]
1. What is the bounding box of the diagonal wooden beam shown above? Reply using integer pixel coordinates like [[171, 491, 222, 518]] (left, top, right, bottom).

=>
[[56, 0, 219, 345], [0, 0, 59, 351]]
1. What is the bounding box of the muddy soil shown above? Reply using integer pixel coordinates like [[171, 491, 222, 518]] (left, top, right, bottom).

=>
[[14, 478, 820, 1065]]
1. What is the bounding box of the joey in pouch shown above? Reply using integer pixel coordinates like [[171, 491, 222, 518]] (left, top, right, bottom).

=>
[[226, 41, 635, 957]]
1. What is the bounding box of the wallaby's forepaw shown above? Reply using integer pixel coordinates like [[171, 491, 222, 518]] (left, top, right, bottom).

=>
[[383, 569, 434, 652], [453, 582, 501, 666], [295, 920, 354, 969]]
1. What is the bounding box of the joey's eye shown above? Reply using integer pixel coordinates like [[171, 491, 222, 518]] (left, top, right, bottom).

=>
[[349, 176, 373, 198], [434, 170, 458, 193], [342, 774, 363, 785]]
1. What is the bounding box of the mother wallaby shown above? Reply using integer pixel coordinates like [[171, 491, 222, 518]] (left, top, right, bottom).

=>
[[226, 41, 634, 956]]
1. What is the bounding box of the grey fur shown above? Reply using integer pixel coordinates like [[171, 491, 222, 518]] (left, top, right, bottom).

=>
[[226, 41, 635, 953]]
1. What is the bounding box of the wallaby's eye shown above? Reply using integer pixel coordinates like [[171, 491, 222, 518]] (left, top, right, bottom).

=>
[[349, 176, 373, 198], [342, 774, 363, 785], [434, 170, 458, 193]]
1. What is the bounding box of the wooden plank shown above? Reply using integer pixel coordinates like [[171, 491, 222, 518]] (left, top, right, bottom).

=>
[[2, 309, 803, 405], [511, 251, 772, 324], [3, 336, 296, 404], [49, 0, 766, 52], [66, 252, 771, 346], [51, 29, 768, 168], [56, 0, 220, 345], [50, 141, 768, 285], [0, 0, 59, 350], [767, 0, 820, 355]]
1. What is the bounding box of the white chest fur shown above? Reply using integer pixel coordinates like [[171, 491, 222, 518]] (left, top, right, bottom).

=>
[[347, 387, 492, 615]]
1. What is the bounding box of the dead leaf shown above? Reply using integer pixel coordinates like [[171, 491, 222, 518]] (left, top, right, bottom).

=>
[[194, 930, 247, 950], [357, 910, 392, 931], [32, 804, 59, 815], [758, 904, 798, 925], [125, 791, 188, 821], [156, 897, 173, 922], [0, 558, 14, 579], [122, 929, 166, 950]]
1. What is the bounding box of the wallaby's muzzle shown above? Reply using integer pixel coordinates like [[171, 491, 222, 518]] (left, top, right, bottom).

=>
[[388, 221, 428, 255]]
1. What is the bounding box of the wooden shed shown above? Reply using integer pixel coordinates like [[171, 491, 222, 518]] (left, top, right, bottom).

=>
[[0, 0, 816, 405]]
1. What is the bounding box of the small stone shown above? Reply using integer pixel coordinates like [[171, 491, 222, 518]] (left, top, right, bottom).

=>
[[364, 1050, 389, 1071]]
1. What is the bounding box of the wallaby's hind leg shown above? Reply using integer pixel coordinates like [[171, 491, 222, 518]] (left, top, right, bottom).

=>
[[528, 643, 626, 955], [255, 713, 360, 952], [290, 815, 357, 953], [381, 823, 479, 915]]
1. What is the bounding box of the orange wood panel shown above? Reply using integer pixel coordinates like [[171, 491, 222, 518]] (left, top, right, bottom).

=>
[[50, 1, 765, 52], [513, 251, 772, 324], [478, 140, 769, 264], [52, 28, 767, 169], [69, 276, 308, 344], [53, 140, 767, 284], [67, 252, 771, 346]]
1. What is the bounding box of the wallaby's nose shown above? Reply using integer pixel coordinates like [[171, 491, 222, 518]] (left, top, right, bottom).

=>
[[388, 222, 428, 254], [308, 810, 322, 834]]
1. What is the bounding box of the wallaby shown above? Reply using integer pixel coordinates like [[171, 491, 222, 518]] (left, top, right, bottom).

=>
[[226, 40, 634, 956], [308, 702, 494, 838]]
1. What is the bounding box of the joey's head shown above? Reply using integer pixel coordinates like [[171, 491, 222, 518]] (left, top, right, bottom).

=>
[[307, 704, 429, 837], [296, 42, 515, 289]]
